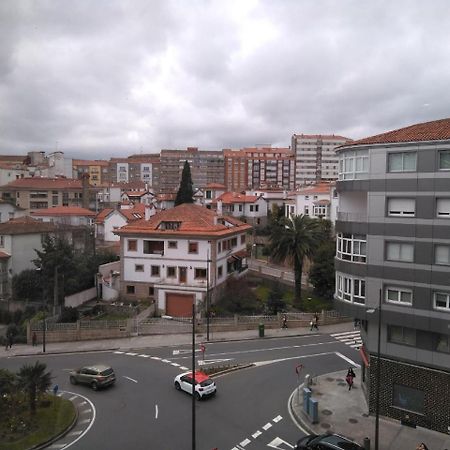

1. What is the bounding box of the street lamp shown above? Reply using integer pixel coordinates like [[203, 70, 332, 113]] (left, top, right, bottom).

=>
[[191, 300, 196, 450], [35, 266, 46, 353], [206, 249, 211, 342], [366, 288, 382, 450]]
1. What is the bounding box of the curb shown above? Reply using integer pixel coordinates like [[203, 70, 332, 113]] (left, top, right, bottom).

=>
[[288, 384, 316, 436]]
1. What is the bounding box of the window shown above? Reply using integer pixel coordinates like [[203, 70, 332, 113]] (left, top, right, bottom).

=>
[[385, 287, 412, 305], [158, 221, 181, 230], [205, 190, 212, 199], [128, 239, 137, 251], [435, 245, 450, 265], [388, 326, 416, 346], [392, 384, 424, 414], [336, 273, 366, 304], [0, 236, 4, 248], [126, 285, 135, 294], [218, 266, 223, 278], [339, 150, 369, 180], [218, 242, 222, 253], [188, 242, 198, 254], [387, 198, 415, 217], [387, 152, 417, 172], [386, 242, 414, 262], [194, 268, 207, 279], [304, 206, 309, 215], [241, 235, 245, 244], [143, 240, 164, 254], [250, 205, 254, 212], [168, 241, 177, 249], [231, 237, 237, 247], [148, 286, 154, 296], [151, 265, 160, 277], [439, 150, 450, 170], [434, 291, 450, 311], [336, 233, 366, 263], [135, 264, 144, 272], [434, 333, 450, 353], [436, 198, 450, 217], [167, 266, 176, 277]]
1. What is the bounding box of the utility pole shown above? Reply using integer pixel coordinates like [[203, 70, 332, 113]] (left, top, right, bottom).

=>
[[53, 265, 58, 316], [206, 248, 210, 342], [191, 301, 196, 450]]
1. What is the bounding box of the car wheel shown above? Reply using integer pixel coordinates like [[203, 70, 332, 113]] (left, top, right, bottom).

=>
[[91, 381, 99, 391], [175, 382, 181, 390], [195, 392, 201, 401], [70, 376, 77, 385]]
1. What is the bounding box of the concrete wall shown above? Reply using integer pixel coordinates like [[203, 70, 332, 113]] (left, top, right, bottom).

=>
[[65, 287, 97, 308]]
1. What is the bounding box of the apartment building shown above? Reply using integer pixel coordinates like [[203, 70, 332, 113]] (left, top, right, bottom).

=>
[[292, 134, 352, 187], [333, 118, 450, 432], [73, 159, 110, 186], [109, 155, 160, 191], [159, 148, 224, 193], [115, 203, 251, 316]]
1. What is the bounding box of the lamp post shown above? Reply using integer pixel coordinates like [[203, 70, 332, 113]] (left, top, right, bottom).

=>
[[36, 266, 46, 353], [367, 288, 382, 450], [191, 301, 196, 450], [206, 249, 210, 342]]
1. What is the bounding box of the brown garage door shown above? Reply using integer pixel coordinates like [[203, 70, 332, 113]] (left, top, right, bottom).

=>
[[166, 293, 195, 317]]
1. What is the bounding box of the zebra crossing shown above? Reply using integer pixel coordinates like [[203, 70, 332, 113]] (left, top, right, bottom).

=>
[[331, 330, 362, 349]]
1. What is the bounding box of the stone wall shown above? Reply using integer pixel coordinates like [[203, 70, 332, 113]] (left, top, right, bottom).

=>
[[368, 355, 450, 433]]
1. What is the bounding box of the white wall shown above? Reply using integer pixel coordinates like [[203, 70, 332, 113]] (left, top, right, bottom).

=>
[[104, 211, 127, 241]]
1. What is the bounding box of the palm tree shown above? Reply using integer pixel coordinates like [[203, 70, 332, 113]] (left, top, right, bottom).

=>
[[270, 214, 324, 308], [17, 361, 52, 414]]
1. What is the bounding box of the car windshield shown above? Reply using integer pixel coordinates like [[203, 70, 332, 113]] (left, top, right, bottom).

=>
[[200, 379, 213, 387], [321, 435, 361, 449], [101, 368, 114, 376]]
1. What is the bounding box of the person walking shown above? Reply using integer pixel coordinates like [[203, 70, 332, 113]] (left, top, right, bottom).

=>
[[346, 367, 356, 390], [281, 314, 288, 329], [310, 313, 319, 331]]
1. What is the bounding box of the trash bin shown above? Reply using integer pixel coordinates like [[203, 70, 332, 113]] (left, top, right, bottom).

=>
[[258, 323, 265, 338]]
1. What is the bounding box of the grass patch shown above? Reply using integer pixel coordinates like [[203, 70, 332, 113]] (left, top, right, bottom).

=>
[[254, 285, 270, 302], [0, 395, 76, 450]]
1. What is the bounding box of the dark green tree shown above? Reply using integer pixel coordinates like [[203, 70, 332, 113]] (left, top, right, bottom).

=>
[[309, 239, 336, 298], [216, 278, 262, 314], [17, 361, 52, 414], [267, 282, 286, 314], [175, 160, 194, 206], [270, 215, 324, 308], [0, 369, 17, 420], [12, 269, 42, 302]]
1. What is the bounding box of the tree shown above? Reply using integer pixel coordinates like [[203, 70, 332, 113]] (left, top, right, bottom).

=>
[[0, 369, 17, 420], [17, 361, 52, 414], [267, 282, 286, 314], [269, 215, 323, 308], [215, 278, 262, 314], [175, 160, 194, 206], [309, 239, 336, 299], [12, 269, 42, 302]]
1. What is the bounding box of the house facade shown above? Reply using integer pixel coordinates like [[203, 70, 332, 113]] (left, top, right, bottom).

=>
[[115, 204, 251, 316], [333, 118, 450, 432]]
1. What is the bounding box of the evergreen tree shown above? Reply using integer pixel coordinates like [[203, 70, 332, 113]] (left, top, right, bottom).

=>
[[175, 160, 194, 206], [17, 361, 52, 414], [309, 240, 336, 298]]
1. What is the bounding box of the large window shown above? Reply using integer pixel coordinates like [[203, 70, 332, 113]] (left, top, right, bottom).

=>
[[392, 384, 424, 414], [434, 333, 450, 353], [435, 245, 450, 265], [434, 291, 450, 311], [337, 233, 366, 263], [386, 242, 414, 262], [388, 325, 416, 346], [336, 273, 366, 304], [385, 287, 412, 305], [436, 198, 450, 217], [143, 240, 164, 255], [387, 152, 417, 172], [194, 268, 207, 279], [387, 198, 415, 217], [338, 150, 369, 180], [439, 150, 450, 170]]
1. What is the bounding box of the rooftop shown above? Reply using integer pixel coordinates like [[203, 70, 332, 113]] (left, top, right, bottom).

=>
[[1, 177, 83, 190], [0, 216, 55, 235], [31, 206, 96, 217]]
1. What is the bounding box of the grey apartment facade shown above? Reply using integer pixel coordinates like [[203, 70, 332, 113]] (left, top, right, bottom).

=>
[[333, 118, 450, 432]]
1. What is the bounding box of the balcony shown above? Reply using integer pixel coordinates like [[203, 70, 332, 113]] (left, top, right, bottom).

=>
[[337, 212, 368, 222]]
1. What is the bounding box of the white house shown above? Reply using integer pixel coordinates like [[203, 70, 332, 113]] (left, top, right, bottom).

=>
[[0, 199, 26, 223], [115, 203, 251, 317], [31, 206, 96, 226]]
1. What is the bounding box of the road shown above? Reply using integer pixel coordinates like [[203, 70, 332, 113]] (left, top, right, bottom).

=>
[[2, 332, 361, 450]]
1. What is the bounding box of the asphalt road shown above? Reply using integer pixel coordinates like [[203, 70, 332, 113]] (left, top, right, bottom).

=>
[[2, 332, 361, 450]]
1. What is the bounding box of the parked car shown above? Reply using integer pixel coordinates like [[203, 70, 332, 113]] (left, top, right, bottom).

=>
[[174, 371, 216, 400], [69, 364, 116, 390], [294, 433, 363, 450]]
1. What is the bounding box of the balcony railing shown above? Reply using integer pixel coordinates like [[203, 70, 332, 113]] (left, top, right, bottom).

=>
[[337, 212, 368, 222]]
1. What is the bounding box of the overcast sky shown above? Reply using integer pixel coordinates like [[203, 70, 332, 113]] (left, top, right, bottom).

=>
[[1, 0, 450, 158]]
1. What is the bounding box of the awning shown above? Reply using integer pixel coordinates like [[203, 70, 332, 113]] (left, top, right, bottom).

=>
[[359, 345, 370, 367]]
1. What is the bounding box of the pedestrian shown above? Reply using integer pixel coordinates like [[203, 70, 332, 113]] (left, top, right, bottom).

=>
[[346, 367, 356, 390], [416, 444, 429, 450], [310, 313, 319, 331], [282, 314, 288, 329], [353, 318, 360, 330], [32, 332, 37, 346]]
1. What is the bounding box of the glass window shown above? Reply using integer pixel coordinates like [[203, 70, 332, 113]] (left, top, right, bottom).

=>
[[188, 242, 198, 253], [387, 198, 415, 217], [434, 291, 450, 311], [392, 384, 424, 413], [386, 242, 414, 262], [339, 150, 369, 180], [128, 239, 137, 251], [434, 333, 450, 353], [435, 245, 450, 265], [135, 264, 144, 272], [168, 241, 177, 249], [337, 233, 367, 263], [436, 198, 450, 217], [388, 325, 416, 346], [218, 266, 223, 278], [439, 150, 450, 170], [335, 272, 366, 304], [388, 152, 417, 172], [194, 268, 207, 279], [385, 287, 412, 305], [167, 266, 176, 277], [151, 265, 160, 276], [126, 285, 135, 294]]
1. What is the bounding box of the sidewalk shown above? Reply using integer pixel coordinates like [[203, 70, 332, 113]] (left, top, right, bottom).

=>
[[290, 368, 450, 450]]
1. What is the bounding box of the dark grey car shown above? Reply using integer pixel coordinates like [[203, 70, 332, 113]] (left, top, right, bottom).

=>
[[69, 364, 116, 390], [295, 433, 363, 450]]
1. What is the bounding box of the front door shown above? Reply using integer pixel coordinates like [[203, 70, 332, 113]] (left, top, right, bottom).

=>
[[179, 266, 187, 283]]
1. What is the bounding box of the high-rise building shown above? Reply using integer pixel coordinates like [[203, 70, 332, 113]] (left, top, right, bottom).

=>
[[73, 159, 110, 186], [292, 134, 352, 187], [109, 155, 160, 191], [333, 118, 450, 432]]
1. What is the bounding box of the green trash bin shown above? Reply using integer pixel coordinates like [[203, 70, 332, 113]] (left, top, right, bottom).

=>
[[258, 323, 265, 338]]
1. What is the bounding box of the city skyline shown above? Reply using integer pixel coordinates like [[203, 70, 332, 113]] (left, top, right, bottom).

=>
[[1, 1, 450, 157]]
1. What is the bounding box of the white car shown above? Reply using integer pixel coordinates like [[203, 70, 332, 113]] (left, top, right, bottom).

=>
[[174, 371, 217, 400]]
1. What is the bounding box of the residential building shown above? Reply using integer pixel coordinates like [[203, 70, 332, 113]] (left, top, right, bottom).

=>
[[115, 203, 251, 316], [0, 217, 55, 298], [159, 147, 224, 193], [0, 199, 26, 223], [333, 118, 450, 432], [203, 183, 226, 207], [292, 134, 352, 187], [31, 206, 96, 227], [73, 159, 110, 186], [109, 155, 160, 191]]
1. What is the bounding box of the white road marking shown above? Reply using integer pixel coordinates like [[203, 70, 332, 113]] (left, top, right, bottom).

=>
[[331, 331, 361, 337], [253, 351, 335, 366], [171, 363, 180, 367], [252, 430, 262, 438], [267, 437, 294, 449], [138, 354, 150, 358], [69, 396, 77, 401], [79, 418, 91, 424], [79, 401, 87, 406], [335, 351, 360, 368], [239, 438, 251, 446], [180, 366, 189, 370], [114, 351, 124, 354], [68, 430, 83, 436], [123, 376, 138, 383], [155, 404, 159, 419], [48, 444, 66, 449], [125, 352, 138, 356], [161, 359, 171, 363], [61, 390, 96, 449], [80, 409, 92, 415], [198, 358, 233, 366], [273, 415, 282, 423], [262, 422, 272, 430], [151, 356, 161, 360]]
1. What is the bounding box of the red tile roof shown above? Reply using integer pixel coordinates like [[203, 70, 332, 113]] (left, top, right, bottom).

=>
[[295, 182, 334, 195], [0, 216, 55, 234], [121, 203, 147, 222], [95, 208, 115, 224], [31, 206, 96, 217], [214, 192, 259, 204], [2, 177, 83, 189], [345, 118, 450, 146], [0, 251, 10, 259], [116, 203, 251, 237]]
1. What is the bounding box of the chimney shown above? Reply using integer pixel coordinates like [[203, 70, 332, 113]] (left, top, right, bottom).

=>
[[217, 200, 223, 216], [81, 173, 90, 209], [145, 204, 152, 220]]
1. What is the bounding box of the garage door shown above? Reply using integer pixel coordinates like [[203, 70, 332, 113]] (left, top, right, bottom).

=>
[[166, 293, 195, 317]]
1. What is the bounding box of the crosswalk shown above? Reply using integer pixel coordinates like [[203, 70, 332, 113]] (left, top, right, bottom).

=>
[[330, 330, 362, 349]]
